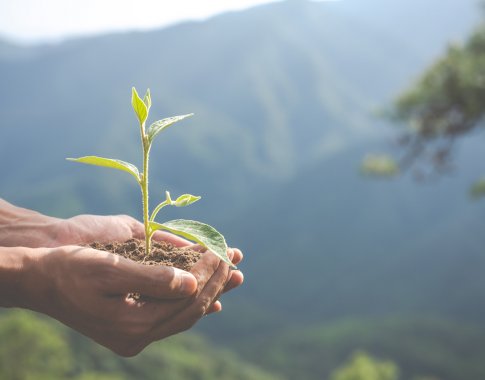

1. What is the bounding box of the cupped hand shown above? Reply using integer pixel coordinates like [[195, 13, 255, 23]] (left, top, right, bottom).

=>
[[54, 214, 190, 248], [57, 214, 244, 300], [29, 244, 238, 356], [58, 214, 244, 301], [0, 199, 244, 354]]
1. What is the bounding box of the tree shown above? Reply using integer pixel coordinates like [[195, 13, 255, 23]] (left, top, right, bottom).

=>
[[0, 310, 72, 380], [329, 351, 399, 380], [364, 19, 485, 196]]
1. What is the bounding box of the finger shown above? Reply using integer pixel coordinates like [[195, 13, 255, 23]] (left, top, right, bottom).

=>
[[151, 259, 231, 340], [140, 250, 225, 330], [206, 301, 222, 315], [104, 255, 197, 299], [189, 250, 224, 293], [229, 248, 243, 265], [151, 230, 192, 247], [119, 215, 145, 239], [222, 270, 244, 294], [126, 219, 191, 247], [181, 259, 230, 320]]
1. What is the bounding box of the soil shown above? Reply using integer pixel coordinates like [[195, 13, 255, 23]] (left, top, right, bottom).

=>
[[88, 238, 201, 272]]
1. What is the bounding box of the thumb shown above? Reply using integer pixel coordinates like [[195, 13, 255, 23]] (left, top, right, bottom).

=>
[[107, 258, 198, 299]]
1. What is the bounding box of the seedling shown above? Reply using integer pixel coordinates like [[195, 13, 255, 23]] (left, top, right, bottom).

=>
[[67, 87, 232, 267]]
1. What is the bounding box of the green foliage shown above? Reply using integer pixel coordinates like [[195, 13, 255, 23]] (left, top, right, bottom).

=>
[[67, 156, 141, 183], [239, 317, 485, 380], [173, 194, 201, 207], [330, 351, 399, 380], [131, 87, 148, 127], [72, 373, 126, 380], [391, 22, 485, 175], [395, 29, 485, 137], [147, 114, 194, 145], [360, 154, 399, 177], [470, 177, 485, 199], [149, 191, 200, 221], [120, 334, 281, 380], [396, 41, 485, 139], [68, 88, 231, 265], [0, 310, 277, 380], [0, 310, 72, 380], [151, 219, 228, 264], [143, 88, 152, 112]]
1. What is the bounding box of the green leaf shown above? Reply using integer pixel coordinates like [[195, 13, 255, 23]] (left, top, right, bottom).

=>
[[67, 156, 141, 183], [131, 87, 148, 126], [174, 194, 201, 207], [143, 89, 151, 111], [470, 178, 485, 199], [150, 219, 233, 267], [147, 114, 193, 144]]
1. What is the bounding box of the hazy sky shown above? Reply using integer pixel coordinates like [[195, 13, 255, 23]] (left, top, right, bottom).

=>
[[0, 0, 283, 44]]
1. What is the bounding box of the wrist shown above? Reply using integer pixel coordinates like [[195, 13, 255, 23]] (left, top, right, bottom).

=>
[[0, 247, 52, 311], [0, 207, 63, 248]]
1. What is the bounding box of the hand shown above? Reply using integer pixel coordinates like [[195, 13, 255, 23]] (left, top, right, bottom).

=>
[[57, 214, 244, 303], [25, 244, 240, 357], [50, 213, 192, 248], [56, 214, 245, 304], [0, 198, 189, 248], [0, 199, 244, 356]]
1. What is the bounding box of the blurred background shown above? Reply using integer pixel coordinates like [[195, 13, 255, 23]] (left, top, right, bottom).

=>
[[1, 0, 485, 379]]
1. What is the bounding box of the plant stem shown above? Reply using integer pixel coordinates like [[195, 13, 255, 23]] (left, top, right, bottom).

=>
[[142, 139, 151, 256], [150, 200, 169, 222]]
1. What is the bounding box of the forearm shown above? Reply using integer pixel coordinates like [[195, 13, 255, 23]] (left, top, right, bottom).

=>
[[0, 199, 61, 247], [0, 246, 49, 310]]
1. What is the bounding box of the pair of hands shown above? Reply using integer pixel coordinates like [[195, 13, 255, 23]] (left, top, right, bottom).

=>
[[4, 210, 243, 357]]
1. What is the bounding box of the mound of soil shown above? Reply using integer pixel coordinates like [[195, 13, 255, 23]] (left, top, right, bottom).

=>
[[89, 238, 201, 271]]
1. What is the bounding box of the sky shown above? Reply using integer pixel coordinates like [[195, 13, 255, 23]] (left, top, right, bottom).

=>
[[0, 0, 284, 44]]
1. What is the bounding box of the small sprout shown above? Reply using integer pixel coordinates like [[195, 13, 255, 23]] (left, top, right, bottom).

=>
[[470, 178, 485, 199], [174, 194, 201, 207], [67, 87, 233, 267], [131, 87, 148, 127], [143, 89, 151, 111], [165, 191, 173, 204], [361, 154, 399, 178]]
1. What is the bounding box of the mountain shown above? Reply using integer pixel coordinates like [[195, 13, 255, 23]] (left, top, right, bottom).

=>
[[217, 136, 485, 331], [0, 0, 479, 217]]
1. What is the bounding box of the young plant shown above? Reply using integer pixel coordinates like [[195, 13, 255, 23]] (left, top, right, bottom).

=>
[[67, 87, 233, 267]]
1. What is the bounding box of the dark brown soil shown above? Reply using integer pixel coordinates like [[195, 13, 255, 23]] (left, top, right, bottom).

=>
[[89, 238, 201, 272]]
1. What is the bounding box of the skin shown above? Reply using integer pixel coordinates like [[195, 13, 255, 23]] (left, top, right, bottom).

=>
[[0, 199, 244, 356]]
